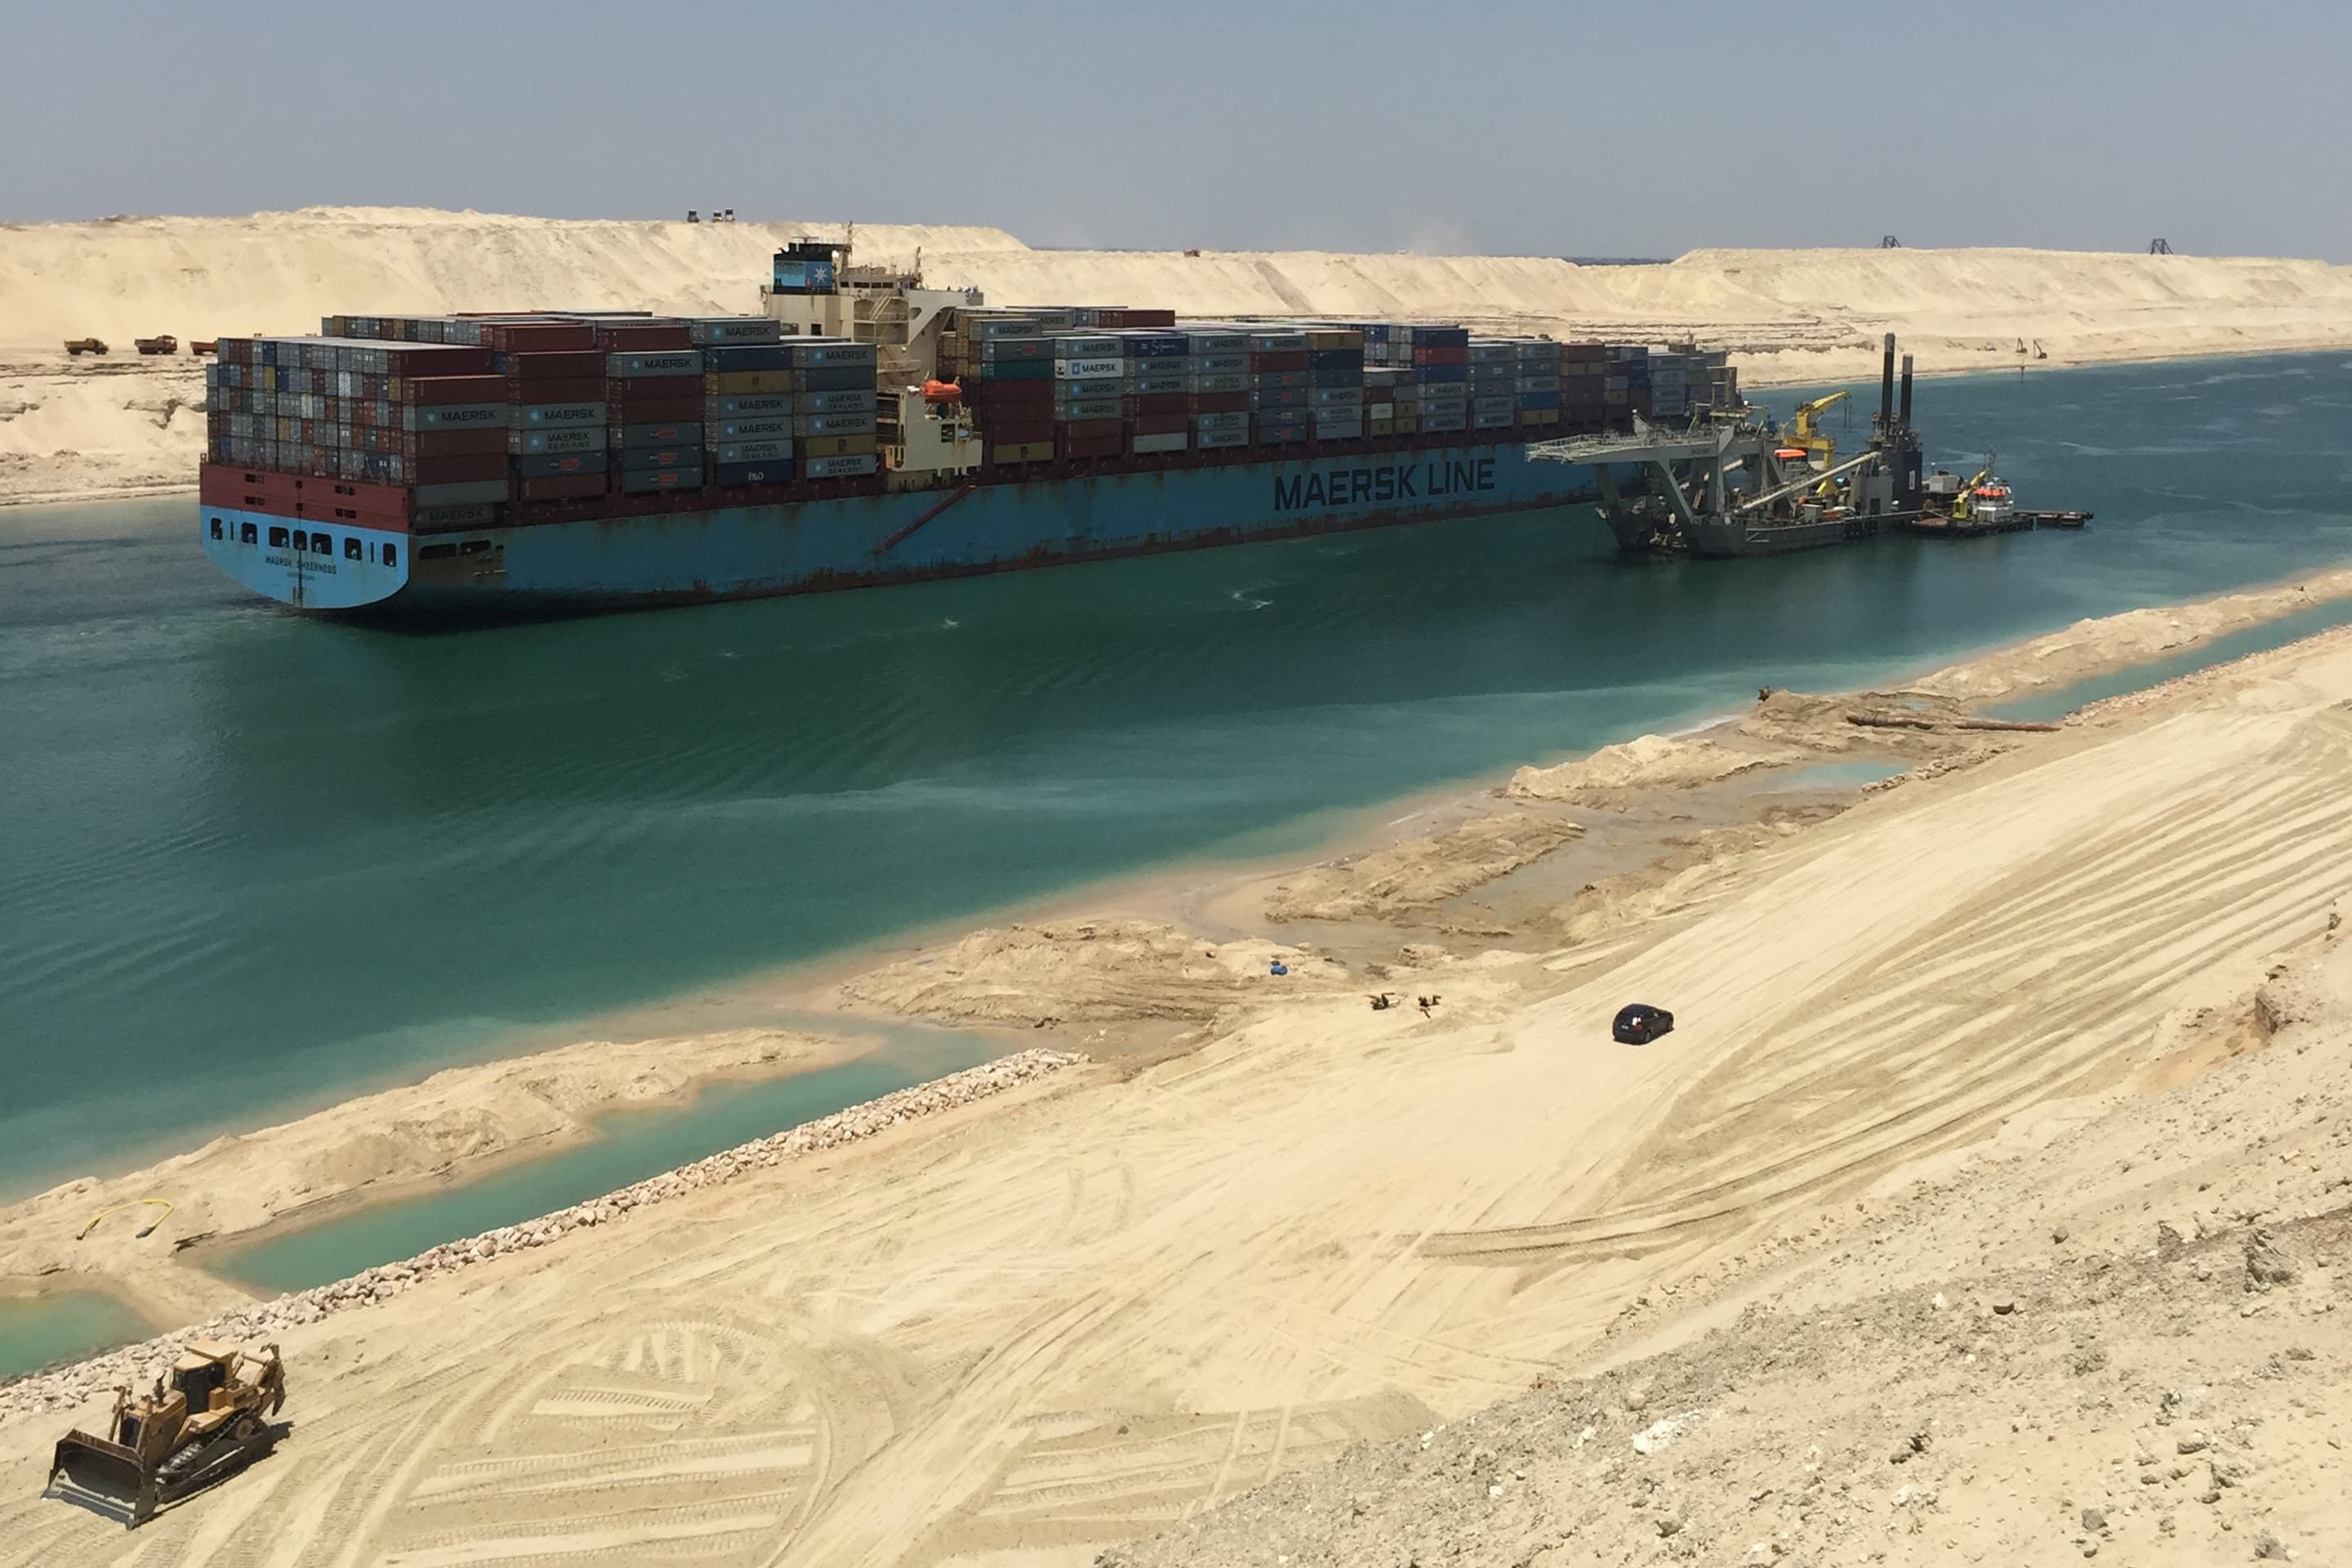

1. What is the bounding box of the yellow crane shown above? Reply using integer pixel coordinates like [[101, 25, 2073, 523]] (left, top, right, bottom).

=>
[[1947, 466, 1993, 521], [1785, 390, 1849, 466]]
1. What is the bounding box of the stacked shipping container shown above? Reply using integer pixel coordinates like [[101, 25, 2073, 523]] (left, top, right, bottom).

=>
[[1306, 328, 1365, 443], [1513, 339, 1561, 430], [206, 313, 882, 525], [205, 337, 509, 509], [790, 339, 881, 479], [695, 316, 794, 486], [1120, 330, 1192, 455], [942, 309, 1697, 457], [1246, 328, 1312, 448], [945, 312, 1050, 466], [1561, 344, 1607, 434], [1186, 328, 1250, 450]]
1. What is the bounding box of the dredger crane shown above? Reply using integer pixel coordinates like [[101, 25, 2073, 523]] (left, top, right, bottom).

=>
[[1785, 390, 1849, 466]]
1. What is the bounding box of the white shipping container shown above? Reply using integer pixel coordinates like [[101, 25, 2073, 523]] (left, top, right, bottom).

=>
[[1129, 430, 1190, 453]]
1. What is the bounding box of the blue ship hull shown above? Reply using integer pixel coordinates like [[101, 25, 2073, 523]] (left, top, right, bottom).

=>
[[198, 443, 1609, 617]]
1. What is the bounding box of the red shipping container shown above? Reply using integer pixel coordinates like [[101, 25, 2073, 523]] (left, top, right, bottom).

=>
[[504, 350, 605, 380], [1058, 431, 1123, 459], [519, 453, 603, 477], [415, 427, 509, 457], [320, 475, 417, 508], [593, 323, 693, 350], [1192, 391, 1249, 413], [976, 381, 1053, 409], [519, 474, 610, 500], [1125, 392, 1187, 416], [199, 464, 297, 509], [606, 375, 702, 401], [608, 397, 702, 424], [1060, 417, 1123, 440], [480, 323, 595, 353], [984, 420, 1054, 444], [507, 376, 604, 403], [1096, 309, 1176, 328], [408, 345, 494, 372], [1412, 345, 1469, 365], [413, 452, 507, 483], [297, 495, 413, 532], [612, 418, 698, 443], [404, 374, 511, 406], [1127, 412, 1187, 435], [1251, 350, 1309, 371]]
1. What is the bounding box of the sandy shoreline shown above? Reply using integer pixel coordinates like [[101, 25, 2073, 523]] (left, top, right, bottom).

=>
[[5, 559, 2350, 1383]]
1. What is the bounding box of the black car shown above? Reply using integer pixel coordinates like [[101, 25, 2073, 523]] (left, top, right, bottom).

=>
[[1612, 1004, 1674, 1045]]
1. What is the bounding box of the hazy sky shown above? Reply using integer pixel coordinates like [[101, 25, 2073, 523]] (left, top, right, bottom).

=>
[[7, 0, 2347, 261]]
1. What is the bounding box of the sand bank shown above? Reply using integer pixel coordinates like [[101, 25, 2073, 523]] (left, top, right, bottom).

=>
[[7, 207, 2351, 502], [0, 1027, 855, 1333]]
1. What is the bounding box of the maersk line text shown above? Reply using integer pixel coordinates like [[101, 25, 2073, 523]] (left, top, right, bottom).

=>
[[1272, 456, 1498, 513]]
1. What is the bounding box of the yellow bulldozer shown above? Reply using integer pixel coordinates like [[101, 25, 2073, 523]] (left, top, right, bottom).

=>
[[42, 1341, 285, 1528]]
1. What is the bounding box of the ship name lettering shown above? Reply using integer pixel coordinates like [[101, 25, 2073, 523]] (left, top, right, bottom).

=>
[[1273, 462, 1426, 513], [1423, 457, 1497, 497]]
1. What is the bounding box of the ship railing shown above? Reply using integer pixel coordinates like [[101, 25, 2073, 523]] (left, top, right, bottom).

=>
[[1527, 430, 1731, 466]]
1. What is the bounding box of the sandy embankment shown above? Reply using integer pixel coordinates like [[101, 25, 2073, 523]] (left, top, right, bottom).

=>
[[6, 571, 2352, 1565], [0, 1028, 853, 1327], [7, 207, 2352, 503]]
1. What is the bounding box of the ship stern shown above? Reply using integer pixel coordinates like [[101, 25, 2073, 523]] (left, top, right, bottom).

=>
[[198, 505, 409, 611]]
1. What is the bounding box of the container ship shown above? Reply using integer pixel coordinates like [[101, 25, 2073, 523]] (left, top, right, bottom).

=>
[[197, 242, 1737, 617]]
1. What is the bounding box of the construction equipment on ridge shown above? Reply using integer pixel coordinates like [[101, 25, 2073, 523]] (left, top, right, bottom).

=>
[[42, 1341, 287, 1528]]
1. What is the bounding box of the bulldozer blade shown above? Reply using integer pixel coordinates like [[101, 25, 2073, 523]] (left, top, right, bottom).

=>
[[42, 1438, 157, 1529]]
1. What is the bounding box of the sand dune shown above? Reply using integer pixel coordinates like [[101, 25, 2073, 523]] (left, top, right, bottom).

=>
[[6, 586, 2351, 1566], [5, 207, 2350, 505], [0, 207, 1022, 347]]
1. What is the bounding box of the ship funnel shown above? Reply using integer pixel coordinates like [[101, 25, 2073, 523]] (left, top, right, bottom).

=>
[[1899, 354, 1914, 428], [1878, 333, 1897, 430]]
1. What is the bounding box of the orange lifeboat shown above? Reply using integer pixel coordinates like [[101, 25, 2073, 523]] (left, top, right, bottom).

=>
[[1774, 448, 1808, 461], [921, 378, 962, 405]]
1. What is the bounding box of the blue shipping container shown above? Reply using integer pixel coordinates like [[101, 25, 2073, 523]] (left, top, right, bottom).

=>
[[708, 394, 793, 418], [702, 345, 794, 372]]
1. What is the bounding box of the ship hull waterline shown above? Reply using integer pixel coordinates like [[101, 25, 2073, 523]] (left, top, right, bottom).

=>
[[197, 445, 1628, 620]]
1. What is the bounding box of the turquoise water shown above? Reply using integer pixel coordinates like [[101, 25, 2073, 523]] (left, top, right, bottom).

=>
[[1987, 595, 2352, 723], [212, 1029, 995, 1295], [3, 352, 2350, 1199], [1760, 760, 1909, 791], [0, 1291, 150, 1377]]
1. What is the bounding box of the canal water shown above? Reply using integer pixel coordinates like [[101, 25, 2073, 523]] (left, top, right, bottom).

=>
[[0, 1292, 149, 1380], [2, 351, 2348, 1227], [211, 1025, 998, 1294]]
